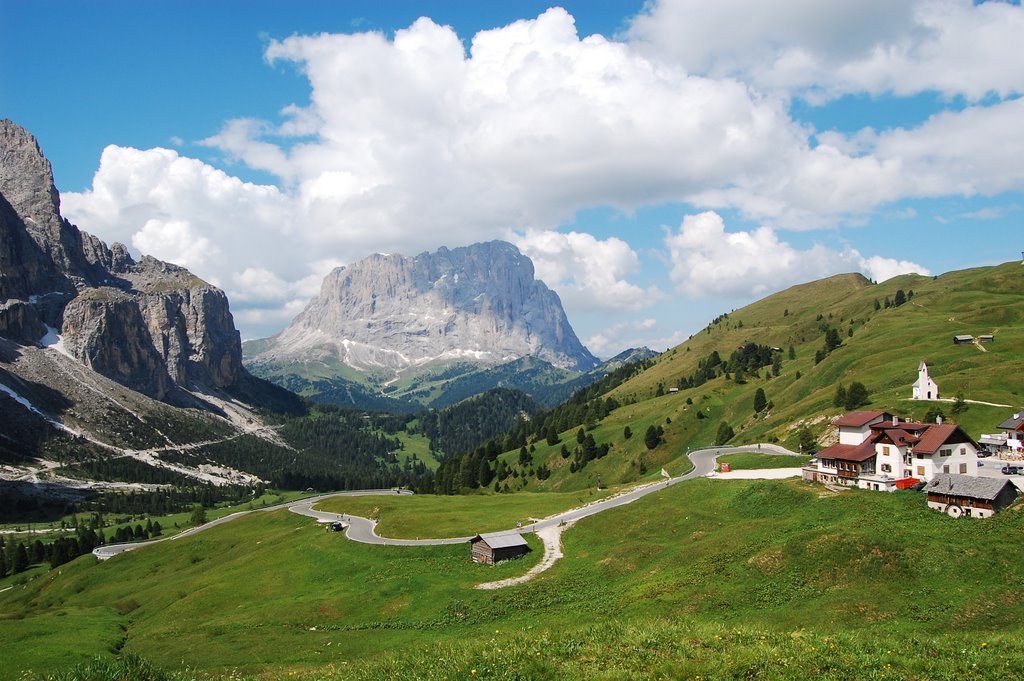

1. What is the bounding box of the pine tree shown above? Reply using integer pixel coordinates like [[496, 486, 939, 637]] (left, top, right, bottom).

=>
[[715, 422, 735, 446], [623, 425, 632, 439], [754, 388, 768, 413], [644, 425, 661, 450], [844, 382, 870, 410]]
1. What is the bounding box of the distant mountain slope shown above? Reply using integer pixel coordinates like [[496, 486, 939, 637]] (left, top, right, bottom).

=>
[[438, 262, 1024, 494], [0, 121, 420, 497], [244, 241, 601, 409]]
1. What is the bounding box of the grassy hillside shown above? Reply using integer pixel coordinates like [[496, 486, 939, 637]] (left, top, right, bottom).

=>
[[4, 478, 1024, 679], [482, 262, 1024, 493]]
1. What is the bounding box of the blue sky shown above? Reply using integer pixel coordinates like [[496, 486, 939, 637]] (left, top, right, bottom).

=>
[[3, 1, 1022, 356]]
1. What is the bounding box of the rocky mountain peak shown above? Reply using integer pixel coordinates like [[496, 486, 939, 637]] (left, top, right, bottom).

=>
[[0, 120, 244, 400], [252, 240, 598, 374]]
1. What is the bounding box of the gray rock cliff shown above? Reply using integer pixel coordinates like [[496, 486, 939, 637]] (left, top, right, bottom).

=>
[[0, 119, 243, 400], [254, 241, 598, 373]]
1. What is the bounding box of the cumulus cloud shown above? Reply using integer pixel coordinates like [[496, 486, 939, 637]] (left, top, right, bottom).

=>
[[629, 0, 1024, 101], [60, 5, 1017, 342], [585, 319, 684, 358], [695, 97, 1024, 228], [512, 230, 660, 312], [665, 211, 929, 298]]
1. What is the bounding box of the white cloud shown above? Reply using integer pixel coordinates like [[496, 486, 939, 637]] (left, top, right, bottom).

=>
[[628, 0, 1024, 101], [585, 318, 683, 357], [665, 211, 929, 297], [512, 230, 661, 312], [59, 6, 1015, 343]]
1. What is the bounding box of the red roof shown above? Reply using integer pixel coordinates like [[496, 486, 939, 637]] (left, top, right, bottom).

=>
[[818, 440, 877, 463], [895, 477, 920, 490], [833, 411, 890, 428], [913, 423, 978, 454]]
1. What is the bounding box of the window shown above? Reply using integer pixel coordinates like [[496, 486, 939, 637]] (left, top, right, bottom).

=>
[[960, 447, 966, 456], [881, 463, 892, 473], [943, 465, 950, 474], [883, 446, 891, 456], [917, 466, 925, 476], [959, 463, 967, 474], [940, 448, 951, 457]]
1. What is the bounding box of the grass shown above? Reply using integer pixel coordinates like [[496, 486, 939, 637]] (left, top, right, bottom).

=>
[[316, 489, 615, 538], [6, 476, 1024, 679], [717, 451, 812, 469]]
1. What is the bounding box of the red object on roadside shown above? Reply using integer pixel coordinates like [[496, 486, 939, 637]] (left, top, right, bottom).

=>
[[720, 463, 731, 473]]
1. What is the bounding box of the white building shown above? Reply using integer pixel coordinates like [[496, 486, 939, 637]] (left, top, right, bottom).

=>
[[804, 410, 980, 491], [912, 361, 940, 401]]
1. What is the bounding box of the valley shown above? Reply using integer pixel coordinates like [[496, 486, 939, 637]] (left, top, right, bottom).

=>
[[4, 118, 1024, 680]]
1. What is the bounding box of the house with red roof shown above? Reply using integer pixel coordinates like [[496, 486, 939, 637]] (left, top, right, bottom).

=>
[[803, 411, 981, 492]]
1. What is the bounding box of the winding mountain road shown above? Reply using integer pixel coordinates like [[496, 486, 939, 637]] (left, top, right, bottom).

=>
[[94, 445, 800, 562]]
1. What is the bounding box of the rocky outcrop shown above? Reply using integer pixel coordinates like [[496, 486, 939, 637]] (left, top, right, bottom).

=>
[[254, 241, 598, 373], [0, 119, 244, 400]]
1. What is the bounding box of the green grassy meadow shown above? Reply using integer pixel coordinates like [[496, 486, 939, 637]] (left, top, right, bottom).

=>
[[318, 489, 614, 538], [5, 478, 1024, 679]]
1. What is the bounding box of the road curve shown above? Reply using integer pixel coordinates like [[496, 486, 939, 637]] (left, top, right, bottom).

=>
[[94, 445, 797, 559], [290, 444, 798, 544], [92, 489, 413, 559]]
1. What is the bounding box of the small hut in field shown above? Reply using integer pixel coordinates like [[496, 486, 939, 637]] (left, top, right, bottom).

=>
[[469, 532, 529, 564]]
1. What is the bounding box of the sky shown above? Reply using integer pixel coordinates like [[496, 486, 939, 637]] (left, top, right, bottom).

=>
[[3, 0, 1023, 358]]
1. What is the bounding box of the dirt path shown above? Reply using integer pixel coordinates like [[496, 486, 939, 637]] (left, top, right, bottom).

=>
[[475, 520, 576, 590]]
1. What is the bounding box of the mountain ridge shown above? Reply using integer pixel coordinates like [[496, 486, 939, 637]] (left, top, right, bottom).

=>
[[246, 240, 599, 380]]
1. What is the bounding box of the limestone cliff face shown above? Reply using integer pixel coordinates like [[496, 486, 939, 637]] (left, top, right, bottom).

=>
[[0, 119, 243, 400], [258, 241, 598, 373]]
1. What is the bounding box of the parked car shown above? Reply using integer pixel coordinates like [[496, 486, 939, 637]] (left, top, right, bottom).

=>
[[1001, 465, 1021, 475], [977, 449, 992, 458]]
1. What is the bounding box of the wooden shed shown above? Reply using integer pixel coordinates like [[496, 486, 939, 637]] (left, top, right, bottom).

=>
[[470, 532, 529, 564], [924, 474, 1018, 518]]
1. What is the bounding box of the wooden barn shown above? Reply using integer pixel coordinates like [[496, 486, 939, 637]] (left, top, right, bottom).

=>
[[470, 532, 529, 564], [924, 474, 1018, 518]]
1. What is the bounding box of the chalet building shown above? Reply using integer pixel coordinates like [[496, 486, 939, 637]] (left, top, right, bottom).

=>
[[996, 412, 1024, 455], [924, 474, 1018, 518], [953, 335, 974, 345], [470, 532, 529, 565], [803, 410, 981, 491], [912, 361, 940, 401]]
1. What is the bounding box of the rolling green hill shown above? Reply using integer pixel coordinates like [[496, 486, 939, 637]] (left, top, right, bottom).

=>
[[473, 262, 1024, 494], [4, 478, 1024, 679]]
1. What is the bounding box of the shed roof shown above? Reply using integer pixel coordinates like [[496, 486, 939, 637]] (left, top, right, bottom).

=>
[[997, 412, 1024, 431], [471, 532, 529, 549], [833, 410, 889, 428], [924, 474, 1017, 501]]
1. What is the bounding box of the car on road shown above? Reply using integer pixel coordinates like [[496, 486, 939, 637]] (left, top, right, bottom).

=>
[[1001, 465, 1021, 475]]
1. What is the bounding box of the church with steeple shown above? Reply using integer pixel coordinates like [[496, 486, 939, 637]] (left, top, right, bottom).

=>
[[912, 361, 940, 401]]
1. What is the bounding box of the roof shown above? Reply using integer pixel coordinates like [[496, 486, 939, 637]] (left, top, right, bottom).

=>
[[913, 423, 978, 454], [997, 413, 1024, 431], [470, 532, 528, 549], [817, 440, 877, 463], [954, 335, 974, 341], [833, 410, 889, 428], [924, 474, 1017, 501]]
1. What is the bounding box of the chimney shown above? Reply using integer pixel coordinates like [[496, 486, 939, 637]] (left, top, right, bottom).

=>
[[893, 416, 899, 425]]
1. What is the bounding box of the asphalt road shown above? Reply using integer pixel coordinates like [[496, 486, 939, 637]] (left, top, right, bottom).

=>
[[291, 444, 795, 545], [93, 445, 797, 558]]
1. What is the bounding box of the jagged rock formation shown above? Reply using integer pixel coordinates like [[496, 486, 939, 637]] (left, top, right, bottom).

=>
[[250, 241, 599, 375], [0, 119, 243, 400]]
